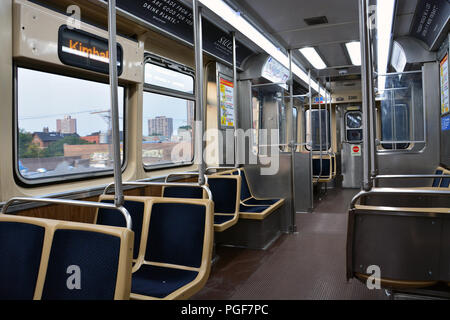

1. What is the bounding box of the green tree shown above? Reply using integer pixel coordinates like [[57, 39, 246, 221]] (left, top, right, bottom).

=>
[[18, 129, 33, 158]]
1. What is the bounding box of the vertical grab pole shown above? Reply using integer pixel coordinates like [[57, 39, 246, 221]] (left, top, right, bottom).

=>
[[193, 0, 206, 185], [359, 0, 372, 191], [308, 70, 313, 210], [289, 49, 297, 233], [367, 14, 377, 185], [318, 82, 322, 180], [232, 31, 239, 168], [107, 0, 123, 206]]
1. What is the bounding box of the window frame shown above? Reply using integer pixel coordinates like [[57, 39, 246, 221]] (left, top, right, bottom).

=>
[[142, 54, 196, 171], [13, 64, 128, 187]]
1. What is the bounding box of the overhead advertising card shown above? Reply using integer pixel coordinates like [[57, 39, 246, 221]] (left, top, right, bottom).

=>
[[219, 77, 234, 128], [440, 53, 449, 115]]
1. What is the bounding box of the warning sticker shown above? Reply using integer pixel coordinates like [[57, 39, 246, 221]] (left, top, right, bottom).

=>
[[351, 145, 361, 156]]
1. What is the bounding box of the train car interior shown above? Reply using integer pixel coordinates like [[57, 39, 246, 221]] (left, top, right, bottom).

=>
[[0, 0, 449, 303]]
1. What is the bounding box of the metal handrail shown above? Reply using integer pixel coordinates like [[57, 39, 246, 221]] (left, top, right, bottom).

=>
[[205, 166, 241, 176], [103, 181, 213, 201], [350, 188, 450, 209], [0, 197, 132, 230], [373, 174, 450, 180]]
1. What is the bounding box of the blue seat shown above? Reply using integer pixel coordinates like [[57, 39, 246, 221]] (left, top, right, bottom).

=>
[[162, 186, 203, 199], [162, 176, 241, 232], [130, 198, 213, 300], [232, 169, 282, 208], [132, 265, 198, 299], [208, 176, 240, 231], [0, 220, 45, 300], [97, 197, 147, 261], [0, 214, 133, 300], [432, 169, 443, 187], [41, 229, 122, 300], [239, 204, 270, 213], [214, 214, 235, 224]]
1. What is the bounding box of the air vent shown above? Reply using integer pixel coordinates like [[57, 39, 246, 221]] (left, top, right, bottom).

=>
[[304, 16, 328, 26]]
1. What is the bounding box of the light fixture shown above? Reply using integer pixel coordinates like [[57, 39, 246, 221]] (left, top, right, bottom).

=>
[[345, 42, 361, 66], [198, 0, 327, 94], [299, 47, 327, 70], [376, 0, 396, 93]]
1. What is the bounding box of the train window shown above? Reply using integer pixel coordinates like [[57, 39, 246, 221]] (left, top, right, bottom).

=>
[[143, 59, 195, 169], [345, 111, 363, 143], [378, 71, 424, 151], [16, 67, 125, 183], [305, 109, 331, 151]]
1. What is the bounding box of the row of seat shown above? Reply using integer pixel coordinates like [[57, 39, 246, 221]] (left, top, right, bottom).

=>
[[432, 166, 450, 188], [0, 167, 283, 300], [0, 214, 134, 300], [347, 167, 450, 292], [211, 168, 285, 220]]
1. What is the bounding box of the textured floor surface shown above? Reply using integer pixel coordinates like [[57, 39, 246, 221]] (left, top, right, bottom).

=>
[[191, 188, 387, 300]]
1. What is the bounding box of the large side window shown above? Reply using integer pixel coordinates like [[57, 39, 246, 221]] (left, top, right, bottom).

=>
[[378, 71, 424, 151], [305, 109, 331, 151], [16, 67, 125, 183], [142, 56, 195, 169]]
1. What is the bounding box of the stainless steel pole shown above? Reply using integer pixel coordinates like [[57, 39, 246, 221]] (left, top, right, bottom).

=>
[[107, 0, 124, 206], [193, 0, 206, 185], [289, 49, 297, 233], [359, 0, 371, 191], [232, 31, 239, 168]]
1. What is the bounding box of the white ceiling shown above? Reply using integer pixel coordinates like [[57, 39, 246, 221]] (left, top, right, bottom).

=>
[[229, 0, 419, 75]]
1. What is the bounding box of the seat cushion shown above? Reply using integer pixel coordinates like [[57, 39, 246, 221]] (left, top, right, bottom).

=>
[[239, 205, 269, 213], [243, 197, 280, 206], [214, 215, 234, 225], [132, 264, 198, 298]]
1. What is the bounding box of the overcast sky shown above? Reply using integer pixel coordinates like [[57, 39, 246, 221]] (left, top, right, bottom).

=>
[[18, 68, 192, 137], [18, 68, 125, 136]]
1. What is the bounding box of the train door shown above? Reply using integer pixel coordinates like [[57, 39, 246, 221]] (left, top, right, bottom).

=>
[[341, 106, 364, 188]]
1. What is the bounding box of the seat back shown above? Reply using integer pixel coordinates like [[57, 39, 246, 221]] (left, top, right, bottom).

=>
[[207, 176, 240, 214], [347, 205, 450, 288], [313, 157, 331, 177], [439, 168, 450, 188], [162, 185, 204, 199], [0, 214, 133, 300], [96, 196, 149, 261], [41, 223, 133, 300], [142, 199, 213, 269], [0, 216, 47, 300], [432, 167, 444, 187]]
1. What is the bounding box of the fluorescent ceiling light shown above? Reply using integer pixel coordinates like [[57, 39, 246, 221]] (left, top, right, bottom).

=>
[[376, 0, 396, 93], [299, 47, 327, 70], [198, 0, 327, 94], [345, 42, 361, 66]]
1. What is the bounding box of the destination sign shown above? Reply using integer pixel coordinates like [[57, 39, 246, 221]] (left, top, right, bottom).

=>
[[58, 25, 123, 75]]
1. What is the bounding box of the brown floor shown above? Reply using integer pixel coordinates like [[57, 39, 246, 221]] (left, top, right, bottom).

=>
[[191, 187, 387, 300]]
